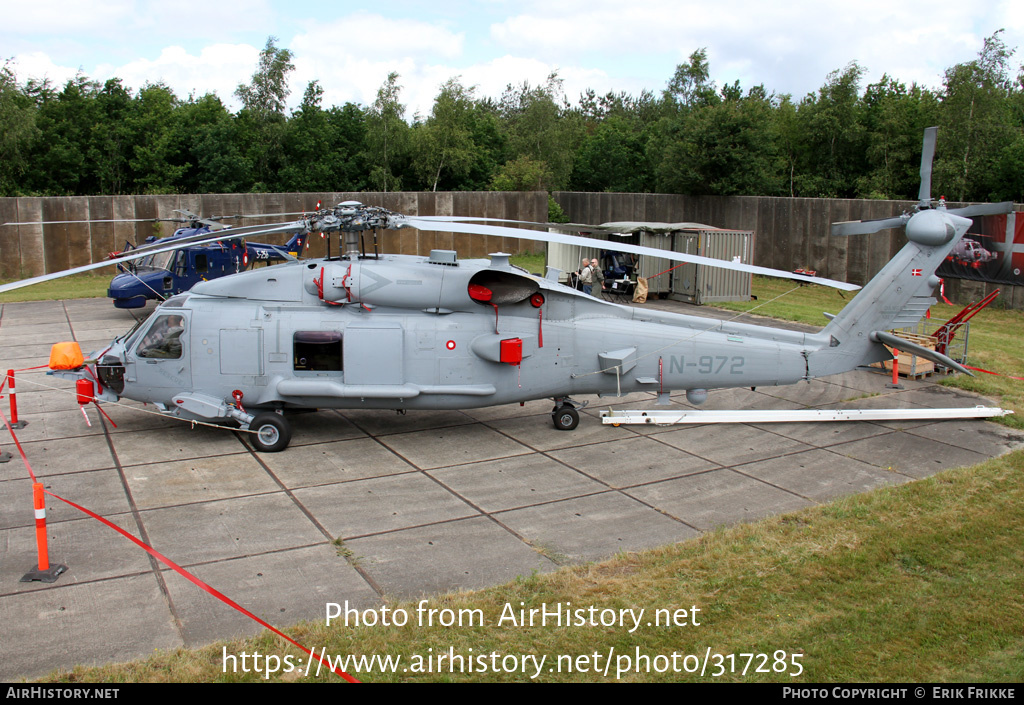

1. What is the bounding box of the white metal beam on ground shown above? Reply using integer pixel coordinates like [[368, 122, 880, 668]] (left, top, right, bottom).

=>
[[600, 407, 1012, 426]]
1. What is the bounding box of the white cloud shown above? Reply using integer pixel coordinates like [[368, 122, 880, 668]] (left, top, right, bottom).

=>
[[8, 52, 82, 87], [292, 12, 464, 61], [97, 44, 262, 102], [486, 0, 1023, 98]]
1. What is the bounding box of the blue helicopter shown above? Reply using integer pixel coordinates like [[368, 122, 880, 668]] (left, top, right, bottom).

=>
[[108, 210, 308, 308]]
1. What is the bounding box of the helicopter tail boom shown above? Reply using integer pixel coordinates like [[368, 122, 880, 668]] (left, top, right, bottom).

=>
[[810, 209, 973, 378]]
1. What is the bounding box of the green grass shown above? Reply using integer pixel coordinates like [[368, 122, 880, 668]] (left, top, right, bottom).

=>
[[0, 273, 111, 303], [510, 251, 546, 275]]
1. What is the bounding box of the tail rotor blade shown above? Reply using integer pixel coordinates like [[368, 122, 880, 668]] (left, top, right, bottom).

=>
[[946, 202, 1015, 218], [918, 126, 937, 206], [831, 215, 908, 237]]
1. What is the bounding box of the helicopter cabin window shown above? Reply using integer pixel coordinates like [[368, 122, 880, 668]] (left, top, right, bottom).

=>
[[294, 331, 343, 372], [193, 253, 208, 274], [136, 315, 186, 359]]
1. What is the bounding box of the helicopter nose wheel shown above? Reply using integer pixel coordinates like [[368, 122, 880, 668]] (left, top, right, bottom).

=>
[[248, 412, 292, 452], [551, 399, 581, 431]]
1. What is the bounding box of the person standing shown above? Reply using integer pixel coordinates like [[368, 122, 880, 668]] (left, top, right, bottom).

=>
[[578, 258, 593, 295], [590, 257, 604, 296]]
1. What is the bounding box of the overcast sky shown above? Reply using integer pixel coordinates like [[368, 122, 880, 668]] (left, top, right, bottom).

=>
[[3, 0, 1022, 118]]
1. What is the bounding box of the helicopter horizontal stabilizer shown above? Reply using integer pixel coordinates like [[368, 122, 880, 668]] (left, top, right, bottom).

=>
[[872, 330, 972, 376]]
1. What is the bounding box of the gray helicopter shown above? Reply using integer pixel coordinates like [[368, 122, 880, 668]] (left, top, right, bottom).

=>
[[0, 129, 1007, 453]]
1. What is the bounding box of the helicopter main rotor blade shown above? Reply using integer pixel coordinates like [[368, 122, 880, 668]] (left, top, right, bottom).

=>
[[118, 218, 310, 257], [830, 215, 909, 237], [2, 217, 161, 227], [0, 221, 306, 295], [918, 126, 937, 206], [412, 215, 568, 226], [403, 217, 860, 291]]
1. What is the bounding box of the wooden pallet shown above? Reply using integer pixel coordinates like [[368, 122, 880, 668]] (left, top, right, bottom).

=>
[[871, 331, 936, 377]]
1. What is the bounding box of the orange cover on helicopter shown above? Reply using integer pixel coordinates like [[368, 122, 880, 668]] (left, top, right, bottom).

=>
[[49, 342, 84, 370]]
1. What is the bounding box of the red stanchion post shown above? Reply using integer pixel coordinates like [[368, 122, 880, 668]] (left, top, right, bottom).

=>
[[21, 482, 67, 583], [886, 348, 904, 390], [7, 369, 27, 429]]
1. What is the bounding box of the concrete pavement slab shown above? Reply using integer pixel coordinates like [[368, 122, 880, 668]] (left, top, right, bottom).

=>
[[293, 473, 479, 538], [0, 514, 153, 588], [486, 411, 636, 451], [257, 436, 415, 487], [754, 377, 868, 407], [120, 454, 279, 510], [1, 469, 132, 528], [0, 574, 181, 680], [429, 453, 607, 513], [4, 434, 115, 476], [495, 491, 700, 563], [748, 419, 892, 447], [108, 425, 249, 467], [161, 545, 379, 647], [830, 433, 991, 478], [138, 493, 326, 565], [341, 409, 475, 436], [276, 409, 367, 446], [902, 419, 1024, 456], [737, 448, 909, 501], [624, 468, 813, 531], [650, 423, 815, 467], [378, 424, 532, 470], [345, 516, 557, 599], [547, 435, 719, 488], [823, 368, 934, 395], [461, 398, 561, 423], [0, 408, 106, 442]]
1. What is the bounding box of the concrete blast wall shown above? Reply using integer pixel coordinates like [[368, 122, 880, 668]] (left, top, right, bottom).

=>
[[2, 190, 1020, 308]]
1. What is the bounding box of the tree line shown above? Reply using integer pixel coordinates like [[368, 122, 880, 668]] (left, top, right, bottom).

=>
[[2, 33, 1024, 208]]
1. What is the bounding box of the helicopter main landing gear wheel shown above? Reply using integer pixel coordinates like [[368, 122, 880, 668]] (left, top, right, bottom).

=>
[[551, 401, 580, 431], [249, 412, 291, 452]]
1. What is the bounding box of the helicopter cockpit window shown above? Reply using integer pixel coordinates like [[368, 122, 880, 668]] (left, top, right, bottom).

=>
[[294, 331, 343, 371], [136, 315, 187, 359], [161, 294, 189, 308], [149, 251, 175, 272]]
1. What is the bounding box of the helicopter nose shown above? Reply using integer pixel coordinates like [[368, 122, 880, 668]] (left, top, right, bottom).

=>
[[96, 354, 126, 396]]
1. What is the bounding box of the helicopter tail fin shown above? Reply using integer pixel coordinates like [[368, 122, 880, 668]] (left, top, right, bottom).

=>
[[810, 210, 974, 378]]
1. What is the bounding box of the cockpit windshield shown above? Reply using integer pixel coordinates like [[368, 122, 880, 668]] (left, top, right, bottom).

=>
[[135, 315, 186, 359]]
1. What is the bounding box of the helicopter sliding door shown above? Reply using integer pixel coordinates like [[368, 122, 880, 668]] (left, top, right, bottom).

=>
[[342, 322, 404, 385]]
